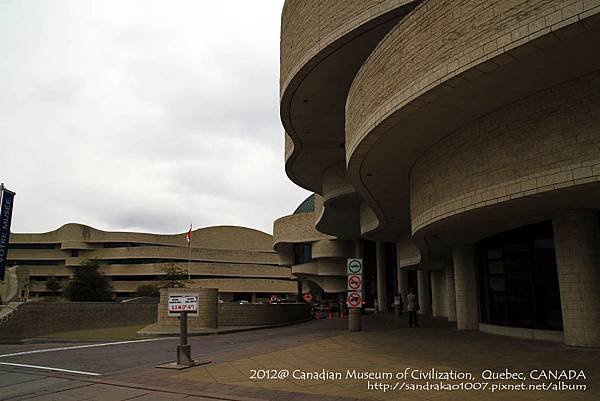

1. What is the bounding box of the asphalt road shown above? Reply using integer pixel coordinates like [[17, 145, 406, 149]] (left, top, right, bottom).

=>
[[0, 319, 345, 376]]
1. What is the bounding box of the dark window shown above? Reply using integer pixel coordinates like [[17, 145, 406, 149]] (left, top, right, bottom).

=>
[[293, 243, 312, 265], [8, 260, 61, 266], [8, 243, 57, 249], [477, 221, 562, 330], [71, 250, 79, 257]]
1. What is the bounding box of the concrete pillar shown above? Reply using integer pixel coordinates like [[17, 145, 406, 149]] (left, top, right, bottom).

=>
[[354, 239, 364, 258], [431, 270, 447, 318], [251, 293, 257, 304], [453, 245, 478, 329], [349, 239, 363, 331], [553, 209, 600, 347], [445, 264, 457, 322], [349, 308, 362, 331], [198, 288, 218, 328], [417, 270, 431, 314], [376, 241, 388, 312], [397, 265, 409, 305]]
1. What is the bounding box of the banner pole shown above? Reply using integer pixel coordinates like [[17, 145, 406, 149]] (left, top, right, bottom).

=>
[[188, 226, 192, 281]]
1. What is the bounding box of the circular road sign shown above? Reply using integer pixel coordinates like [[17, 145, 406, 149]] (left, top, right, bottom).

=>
[[348, 259, 362, 274], [348, 275, 362, 290], [348, 292, 362, 308]]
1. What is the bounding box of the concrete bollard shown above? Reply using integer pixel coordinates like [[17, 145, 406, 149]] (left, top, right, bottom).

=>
[[349, 308, 362, 331]]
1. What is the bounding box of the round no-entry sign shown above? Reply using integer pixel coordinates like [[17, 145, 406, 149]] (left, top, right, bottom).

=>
[[347, 291, 362, 308], [347, 275, 362, 291]]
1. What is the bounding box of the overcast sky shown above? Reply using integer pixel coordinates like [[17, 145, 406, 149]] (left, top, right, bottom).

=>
[[0, 0, 310, 235]]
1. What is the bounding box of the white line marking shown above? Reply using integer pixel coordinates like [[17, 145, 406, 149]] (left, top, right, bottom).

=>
[[0, 361, 100, 376], [0, 337, 174, 359]]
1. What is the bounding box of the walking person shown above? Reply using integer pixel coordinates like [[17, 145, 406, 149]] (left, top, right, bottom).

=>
[[407, 288, 419, 327]]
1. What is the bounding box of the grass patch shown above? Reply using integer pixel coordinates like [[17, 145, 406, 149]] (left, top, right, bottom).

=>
[[39, 324, 149, 340]]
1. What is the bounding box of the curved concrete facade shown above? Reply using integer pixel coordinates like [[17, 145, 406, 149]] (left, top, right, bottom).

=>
[[280, 0, 418, 231], [345, 0, 600, 239], [273, 196, 353, 295], [279, 0, 600, 346], [8, 223, 296, 299]]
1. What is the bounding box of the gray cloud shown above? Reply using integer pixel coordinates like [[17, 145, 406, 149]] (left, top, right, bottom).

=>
[[0, 0, 310, 235]]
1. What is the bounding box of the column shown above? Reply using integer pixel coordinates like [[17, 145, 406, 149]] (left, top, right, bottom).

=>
[[397, 265, 409, 305], [349, 239, 363, 332], [553, 209, 600, 347], [431, 270, 447, 318], [417, 270, 431, 314], [453, 245, 478, 329], [354, 239, 364, 258], [376, 241, 388, 312], [445, 264, 457, 322]]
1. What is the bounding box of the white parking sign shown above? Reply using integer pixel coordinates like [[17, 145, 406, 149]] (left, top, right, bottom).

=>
[[168, 293, 199, 316]]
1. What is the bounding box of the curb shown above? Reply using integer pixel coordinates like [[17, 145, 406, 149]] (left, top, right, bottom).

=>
[[136, 318, 312, 337], [0, 318, 313, 344]]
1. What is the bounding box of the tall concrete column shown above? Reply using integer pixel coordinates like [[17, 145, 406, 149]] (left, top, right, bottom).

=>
[[431, 270, 447, 318], [349, 239, 363, 332], [453, 245, 478, 329], [354, 239, 364, 258], [376, 241, 388, 312], [445, 264, 457, 322], [417, 270, 431, 314], [553, 209, 600, 347], [397, 266, 409, 305]]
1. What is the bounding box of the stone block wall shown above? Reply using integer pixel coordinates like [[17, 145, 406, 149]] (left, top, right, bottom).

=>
[[552, 209, 600, 347], [410, 72, 600, 233], [346, 0, 600, 152], [0, 300, 158, 339], [218, 303, 311, 326]]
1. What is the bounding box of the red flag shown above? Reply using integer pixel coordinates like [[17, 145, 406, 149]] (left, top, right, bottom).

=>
[[186, 224, 192, 246]]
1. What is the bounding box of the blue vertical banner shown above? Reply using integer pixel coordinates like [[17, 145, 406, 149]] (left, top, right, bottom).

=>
[[0, 184, 16, 281]]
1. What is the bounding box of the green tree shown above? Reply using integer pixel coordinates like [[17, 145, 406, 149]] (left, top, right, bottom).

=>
[[64, 259, 113, 302], [46, 275, 62, 296], [159, 263, 190, 288], [136, 284, 160, 297]]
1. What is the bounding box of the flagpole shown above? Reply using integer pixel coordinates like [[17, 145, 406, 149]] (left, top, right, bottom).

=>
[[188, 224, 192, 282]]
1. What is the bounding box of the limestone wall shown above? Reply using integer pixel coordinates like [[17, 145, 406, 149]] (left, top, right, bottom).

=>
[[0, 300, 158, 339]]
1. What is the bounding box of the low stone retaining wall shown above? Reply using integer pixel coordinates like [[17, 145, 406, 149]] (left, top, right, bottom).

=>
[[157, 288, 311, 328], [0, 300, 158, 339], [218, 303, 311, 326]]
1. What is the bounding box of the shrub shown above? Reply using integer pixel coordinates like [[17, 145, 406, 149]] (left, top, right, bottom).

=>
[[136, 284, 160, 297], [64, 259, 113, 302], [46, 275, 62, 296]]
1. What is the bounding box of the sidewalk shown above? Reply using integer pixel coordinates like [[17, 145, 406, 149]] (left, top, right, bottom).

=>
[[2, 315, 598, 400], [110, 314, 600, 401], [0, 368, 267, 401]]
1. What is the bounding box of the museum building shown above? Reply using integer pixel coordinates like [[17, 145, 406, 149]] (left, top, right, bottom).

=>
[[6, 223, 296, 302], [278, 0, 600, 347]]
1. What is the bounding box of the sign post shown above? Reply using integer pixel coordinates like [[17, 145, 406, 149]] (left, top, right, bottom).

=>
[[0, 184, 16, 282], [347, 258, 363, 332], [168, 293, 198, 366]]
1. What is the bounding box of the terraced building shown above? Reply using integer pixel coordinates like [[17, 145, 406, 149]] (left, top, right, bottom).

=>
[[279, 0, 600, 347], [7, 223, 296, 301]]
